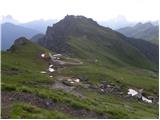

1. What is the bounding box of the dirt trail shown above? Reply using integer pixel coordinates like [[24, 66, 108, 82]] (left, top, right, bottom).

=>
[[51, 59, 83, 66], [49, 53, 83, 66], [1, 91, 107, 119]]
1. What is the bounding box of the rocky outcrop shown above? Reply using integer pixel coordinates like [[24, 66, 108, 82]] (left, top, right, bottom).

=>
[[38, 15, 100, 54], [8, 37, 30, 52]]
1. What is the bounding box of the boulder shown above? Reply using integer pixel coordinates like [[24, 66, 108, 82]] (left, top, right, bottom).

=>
[[62, 80, 73, 86], [78, 75, 88, 81]]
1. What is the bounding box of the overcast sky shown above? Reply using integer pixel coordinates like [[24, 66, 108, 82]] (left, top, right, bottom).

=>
[[0, 0, 159, 23]]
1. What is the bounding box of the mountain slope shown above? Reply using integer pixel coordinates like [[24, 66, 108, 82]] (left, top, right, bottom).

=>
[[31, 33, 45, 43], [39, 15, 158, 70], [1, 15, 159, 118], [115, 32, 159, 65], [117, 22, 159, 44], [2, 37, 158, 118], [1, 23, 40, 50]]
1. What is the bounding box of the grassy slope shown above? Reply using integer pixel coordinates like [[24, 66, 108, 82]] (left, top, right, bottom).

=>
[[65, 35, 158, 93], [2, 40, 51, 85], [69, 18, 157, 70], [10, 103, 71, 119], [117, 24, 159, 45], [1, 39, 158, 118]]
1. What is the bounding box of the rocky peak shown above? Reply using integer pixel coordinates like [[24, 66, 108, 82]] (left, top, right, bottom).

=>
[[63, 15, 98, 24], [14, 37, 30, 45], [51, 15, 99, 30], [40, 15, 100, 53], [134, 22, 153, 29], [8, 37, 30, 51]]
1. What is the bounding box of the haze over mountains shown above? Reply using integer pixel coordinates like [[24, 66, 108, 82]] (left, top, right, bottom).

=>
[[1, 15, 19, 24], [1, 15, 57, 33], [20, 19, 58, 33], [118, 22, 159, 44], [1, 16, 57, 50], [2, 15, 158, 31], [1, 15, 159, 50], [1, 23, 40, 50], [98, 15, 136, 29]]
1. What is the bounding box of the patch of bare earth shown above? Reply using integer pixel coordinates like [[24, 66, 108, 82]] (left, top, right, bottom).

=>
[[51, 81, 85, 99], [1, 91, 107, 119]]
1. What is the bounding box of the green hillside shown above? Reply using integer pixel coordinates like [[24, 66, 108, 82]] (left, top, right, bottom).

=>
[[39, 15, 158, 69], [117, 22, 159, 45], [2, 36, 158, 118]]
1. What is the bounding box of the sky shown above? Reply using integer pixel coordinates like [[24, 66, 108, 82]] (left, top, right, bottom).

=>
[[0, 0, 159, 23]]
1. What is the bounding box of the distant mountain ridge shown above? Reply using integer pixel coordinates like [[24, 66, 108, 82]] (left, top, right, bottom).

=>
[[117, 22, 159, 44], [1, 15, 57, 33], [98, 15, 136, 29], [1, 23, 40, 50], [20, 19, 57, 33]]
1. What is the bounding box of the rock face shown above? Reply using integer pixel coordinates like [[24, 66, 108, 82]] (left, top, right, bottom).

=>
[[38, 15, 101, 54], [12, 37, 29, 45]]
